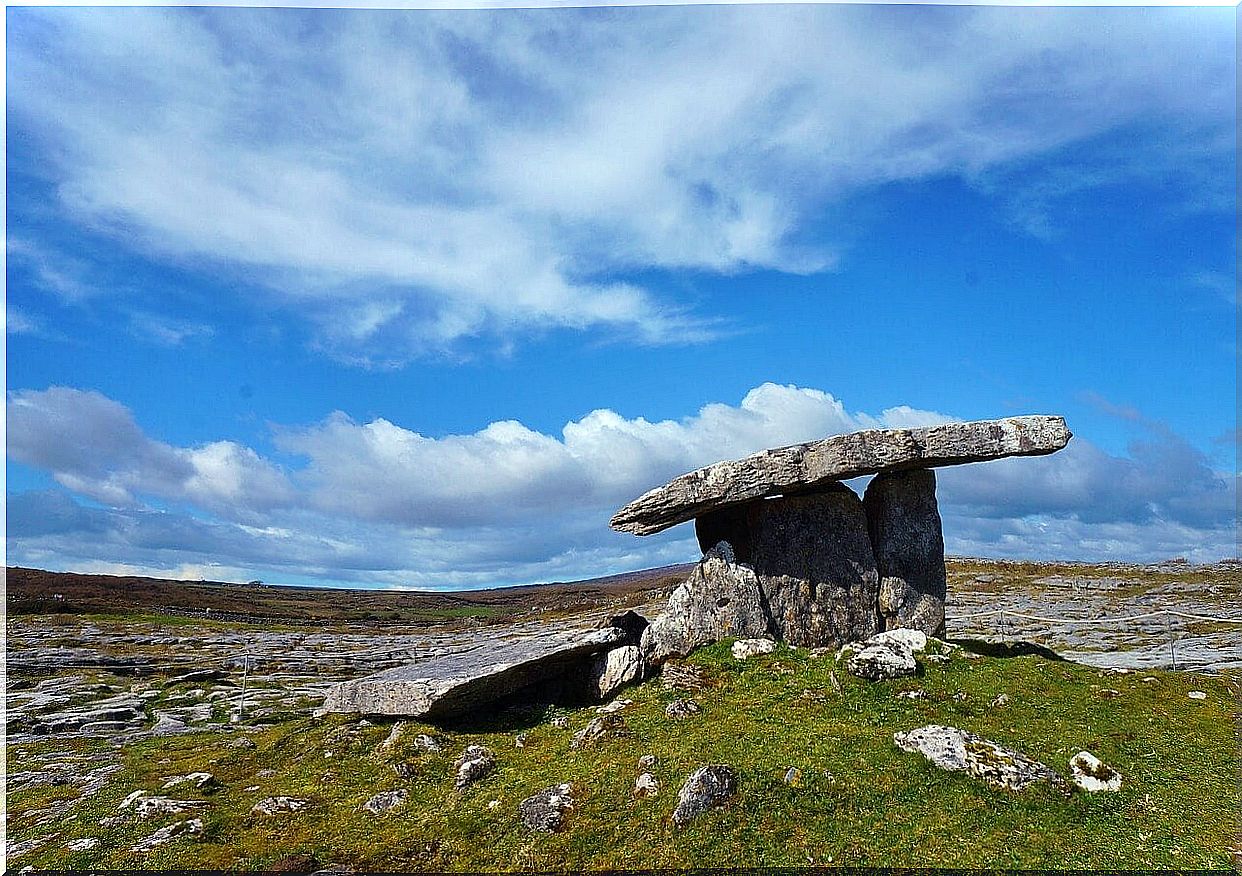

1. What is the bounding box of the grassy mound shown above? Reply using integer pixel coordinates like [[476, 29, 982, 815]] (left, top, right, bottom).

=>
[[8, 638, 1238, 870]]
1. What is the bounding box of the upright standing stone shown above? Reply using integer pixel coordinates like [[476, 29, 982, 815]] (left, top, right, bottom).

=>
[[863, 469, 946, 636], [749, 485, 880, 647], [641, 543, 774, 667]]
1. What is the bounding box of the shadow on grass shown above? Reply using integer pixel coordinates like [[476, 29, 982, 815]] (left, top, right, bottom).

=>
[[949, 637, 1067, 661]]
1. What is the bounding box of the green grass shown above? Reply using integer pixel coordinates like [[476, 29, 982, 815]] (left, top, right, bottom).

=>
[[7, 639, 1238, 871]]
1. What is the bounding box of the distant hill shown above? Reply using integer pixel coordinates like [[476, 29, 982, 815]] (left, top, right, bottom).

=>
[[3, 564, 695, 627]]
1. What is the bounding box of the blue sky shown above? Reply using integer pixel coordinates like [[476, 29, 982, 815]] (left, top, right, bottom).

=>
[[5, 5, 1237, 589]]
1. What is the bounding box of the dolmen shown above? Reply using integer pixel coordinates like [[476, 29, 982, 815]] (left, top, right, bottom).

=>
[[323, 415, 1069, 721], [614, 415, 1071, 665]]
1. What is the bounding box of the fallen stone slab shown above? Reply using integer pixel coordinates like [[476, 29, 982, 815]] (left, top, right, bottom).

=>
[[611, 415, 1070, 536], [321, 626, 626, 720]]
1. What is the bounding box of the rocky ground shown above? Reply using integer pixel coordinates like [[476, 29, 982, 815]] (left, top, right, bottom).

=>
[[5, 557, 1240, 870]]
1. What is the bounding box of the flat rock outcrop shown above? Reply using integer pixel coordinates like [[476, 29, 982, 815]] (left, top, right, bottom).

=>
[[611, 416, 1070, 536], [322, 626, 629, 719]]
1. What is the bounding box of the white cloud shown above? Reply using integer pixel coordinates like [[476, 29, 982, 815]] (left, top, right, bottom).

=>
[[6, 7, 1232, 359], [6, 382, 1236, 587]]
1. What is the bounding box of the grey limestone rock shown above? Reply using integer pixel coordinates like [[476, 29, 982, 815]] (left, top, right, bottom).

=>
[[322, 626, 626, 719], [587, 645, 642, 701], [453, 745, 496, 789], [363, 789, 408, 814], [250, 796, 309, 817], [672, 764, 737, 826], [894, 725, 1066, 791], [863, 469, 947, 636], [612, 416, 1071, 536], [846, 642, 918, 681], [730, 638, 777, 659], [130, 818, 203, 852], [641, 545, 773, 667], [1069, 751, 1121, 792], [749, 487, 880, 648], [519, 783, 575, 832]]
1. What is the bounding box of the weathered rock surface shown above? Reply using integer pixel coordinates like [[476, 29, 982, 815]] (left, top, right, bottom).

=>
[[612, 416, 1071, 535], [519, 783, 575, 832], [322, 626, 627, 719], [570, 714, 625, 749], [672, 765, 738, 826], [731, 638, 777, 660], [130, 817, 203, 852], [749, 487, 880, 648], [864, 469, 947, 636], [251, 796, 309, 817], [363, 789, 408, 814], [641, 544, 773, 666], [894, 725, 1066, 791], [453, 745, 496, 789], [846, 641, 918, 681], [1069, 751, 1121, 792], [587, 646, 642, 700], [866, 628, 929, 654], [634, 772, 660, 798], [665, 699, 701, 718]]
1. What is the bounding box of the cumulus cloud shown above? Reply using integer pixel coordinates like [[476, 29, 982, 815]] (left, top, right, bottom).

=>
[[6, 387, 294, 514], [5, 382, 1236, 586], [6, 6, 1233, 359]]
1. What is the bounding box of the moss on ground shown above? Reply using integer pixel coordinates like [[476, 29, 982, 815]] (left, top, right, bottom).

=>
[[7, 639, 1238, 871]]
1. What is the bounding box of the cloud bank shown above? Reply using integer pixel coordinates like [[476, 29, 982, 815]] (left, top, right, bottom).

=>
[[7, 383, 1235, 587], [7, 6, 1233, 359]]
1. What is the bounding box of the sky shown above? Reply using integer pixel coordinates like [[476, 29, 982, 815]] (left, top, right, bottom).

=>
[[4, 4, 1237, 590]]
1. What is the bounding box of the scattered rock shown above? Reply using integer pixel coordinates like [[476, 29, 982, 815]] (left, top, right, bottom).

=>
[[634, 772, 660, 798], [782, 767, 802, 786], [134, 796, 205, 818], [453, 745, 496, 790], [571, 714, 625, 749], [846, 642, 917, 681], [672, 765, 738, 826], [1188, 691, 1207, 700], [550, 716, 570, 728], [596, 698, 633, 715], [374, 722, 406, 754], [731, 638, 778, 660], [412, 733, 444, 752], [65, 837, 100, 852], [897, 689, 927, 700], [894, 725, 1066, 791], [162, 772, 220, 793], [519, 783, 575, 832], [514, 733, 528, 749], [363, 789, 408, 814], [1069, 751, 1122, 793], [665, 699, 702, 719], [251, 796, 309, 817], [118, 789, 148, 810], [865, 628, 929, 654], [229, 736, 257, 750], [638, 754, 658, 770], [7, 833, 59, 858], [130, 818, 203, 852], [990, 693, 1011, 708], [392, 762, 417, 780]]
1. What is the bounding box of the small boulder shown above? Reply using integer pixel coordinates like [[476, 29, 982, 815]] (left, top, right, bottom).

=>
[[374, 722, 406, 754], [782, 767, 802, 786], [363, 789, 408, 814], [865, 628, 928, 654], [638, 754, 658, 770], [634, 772, 660, 798], [665, 699, 702, 719], [571, 714, 625, 749], [453, 745, 496, 790], [596, 698, 633, 715], [162, 772, 220, 793], [894, 725, 1065, 791], [412, 733, 444, 752], [251, 796, 309, 817], [1069, 751, 1121, 793], [731, 638, 778, 660], [130, 818, 203, 852], [846, 642, 917, 681], [519, 783, 575, 832], [672, 765, 737, 826], [65, 837, 100, 852], [134, 796, 205, 819]]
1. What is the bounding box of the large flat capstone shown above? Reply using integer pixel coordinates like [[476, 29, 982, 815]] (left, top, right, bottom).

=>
[[322, 626, 629, 720], [610, 415, 1070, 536]]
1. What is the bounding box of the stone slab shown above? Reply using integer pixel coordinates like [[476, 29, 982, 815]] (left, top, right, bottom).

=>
[[611, 415, 1070, 536], [322, 626, 626, 720]]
